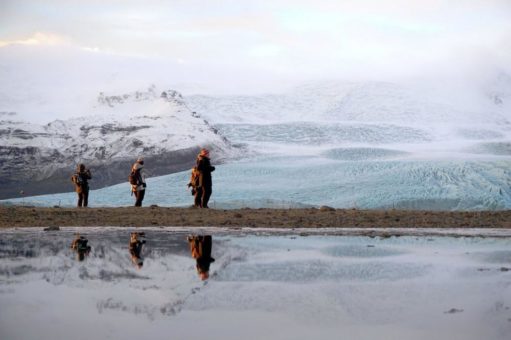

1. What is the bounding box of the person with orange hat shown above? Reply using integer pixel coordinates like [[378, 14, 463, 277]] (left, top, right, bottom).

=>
[[196, 148, 215, 208]]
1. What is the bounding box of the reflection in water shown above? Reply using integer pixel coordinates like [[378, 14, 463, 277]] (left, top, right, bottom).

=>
[[129, 232, 146, 269], [187, 235, 215, 280], [1, 231, 511, 340], [70, 234, 91, 261]]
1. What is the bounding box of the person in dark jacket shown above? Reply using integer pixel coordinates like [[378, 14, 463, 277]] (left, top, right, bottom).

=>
[[129, 232, 145, 269], [130, 157, 147, 207], [196, 149, 215, 208], [71, 234, 91, 261], [71, 163, 92, 207], [187, 235, 215, 280]]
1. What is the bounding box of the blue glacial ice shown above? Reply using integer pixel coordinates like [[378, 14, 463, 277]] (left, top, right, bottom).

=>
[[5, 155, 510, 210], [3, 121, 511, 210]]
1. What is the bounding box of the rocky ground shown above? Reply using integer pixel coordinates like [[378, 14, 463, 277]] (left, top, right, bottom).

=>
[[1, 206, 510, 230]]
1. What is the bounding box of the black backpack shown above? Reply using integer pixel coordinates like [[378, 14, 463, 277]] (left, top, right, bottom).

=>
[[72, 173, 84, 186]]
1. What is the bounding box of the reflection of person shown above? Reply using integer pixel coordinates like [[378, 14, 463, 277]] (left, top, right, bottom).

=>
[[70, 234, 91, 261], [129, 232, 146, 269], [187, 235, 215, 280], [196, 149, 215, 208], [71, 164, 92, 207], [130, 158, 147, 207]]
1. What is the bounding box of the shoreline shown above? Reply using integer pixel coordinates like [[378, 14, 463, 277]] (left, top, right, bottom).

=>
[[1, 206, 510, 229]]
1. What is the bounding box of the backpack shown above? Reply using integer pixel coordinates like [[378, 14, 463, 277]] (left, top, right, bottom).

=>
[[128, 169, 140, 185], [72, 173, 84, 186], [190, 167, 200, 187]]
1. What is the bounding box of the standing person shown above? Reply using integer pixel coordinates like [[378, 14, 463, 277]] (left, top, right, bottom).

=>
[[187, 166, 201, 208], [196, 148, 215, 208], [71, 163, 92, 207], [130, 157, 147, 207], [187, 235, 215, 280]]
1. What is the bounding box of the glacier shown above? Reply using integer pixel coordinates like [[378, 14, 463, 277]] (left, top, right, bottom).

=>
[[5, 155, 510, 210], [1, 228, 511, 340], [2, 80, 511, 210], [4, 120, 511, 210]]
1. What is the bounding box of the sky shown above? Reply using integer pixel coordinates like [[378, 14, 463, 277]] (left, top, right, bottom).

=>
[[1, 0, 511, 96]]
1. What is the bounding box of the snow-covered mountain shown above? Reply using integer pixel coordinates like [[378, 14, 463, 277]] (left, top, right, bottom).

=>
[[185, 78, 511, 160], [0, 86, 234, 199], [186, 79, 511, 126]]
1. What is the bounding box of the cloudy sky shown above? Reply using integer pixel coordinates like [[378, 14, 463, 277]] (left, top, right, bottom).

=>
[[1, 0, 511, 94]]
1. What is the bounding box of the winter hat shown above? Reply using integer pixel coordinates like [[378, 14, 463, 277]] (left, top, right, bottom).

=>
[[137, 157, 144, 164], [199, 148, 209, 157]]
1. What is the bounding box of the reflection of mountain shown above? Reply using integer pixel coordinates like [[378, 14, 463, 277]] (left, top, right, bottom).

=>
[[2, 230, 511, 340], [0, 87, 234, 199], [0, 230, 210, 319]]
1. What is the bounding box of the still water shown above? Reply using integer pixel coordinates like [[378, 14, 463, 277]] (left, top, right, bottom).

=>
[[1, 228, 510, 340]]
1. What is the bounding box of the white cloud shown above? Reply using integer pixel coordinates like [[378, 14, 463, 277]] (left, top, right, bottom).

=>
[[0, 32, 68, 47], [0, 0, 510, 93]]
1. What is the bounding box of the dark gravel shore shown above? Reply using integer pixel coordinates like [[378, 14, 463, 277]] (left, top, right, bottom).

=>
[[1, 206, 510, 229]]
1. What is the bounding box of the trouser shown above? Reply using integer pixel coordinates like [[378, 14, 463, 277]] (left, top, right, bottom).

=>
[[77, 190, 89, 207], [194, 187, 203, 207], [201, 186, 212, 208], [134, 190, 145, 207]]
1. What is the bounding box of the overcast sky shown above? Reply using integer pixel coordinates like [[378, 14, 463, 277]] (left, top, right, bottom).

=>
[[1, 0, 511, 94]]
